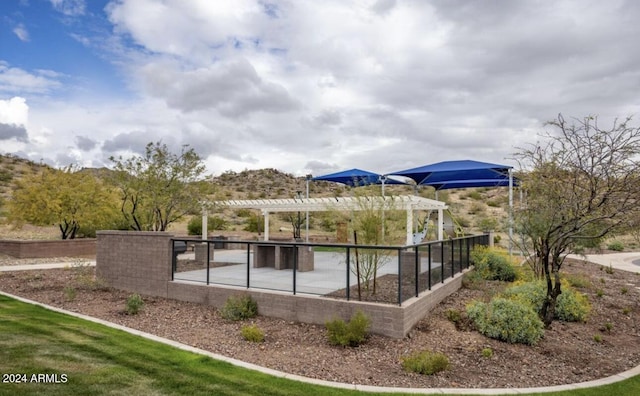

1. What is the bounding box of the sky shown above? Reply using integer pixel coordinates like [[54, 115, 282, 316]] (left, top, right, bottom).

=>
[[1, 0, 640, 177]]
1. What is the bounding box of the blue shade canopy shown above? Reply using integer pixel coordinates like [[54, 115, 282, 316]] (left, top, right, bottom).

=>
[[424, 178, 517, 191], [391, 160, 514, 189], [313, 168, 406, 187]]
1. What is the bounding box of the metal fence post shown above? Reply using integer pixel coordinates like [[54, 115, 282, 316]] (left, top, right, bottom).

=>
[[293, 244, 298, 295], [246, 242, 251, 289], [414, 247, 419, 297], [206, 241, 211, 285], [397, 248, 402, 306], [440, 240, 445, 284], [428, 243, 432, 290], [346, 247, 350, 301]]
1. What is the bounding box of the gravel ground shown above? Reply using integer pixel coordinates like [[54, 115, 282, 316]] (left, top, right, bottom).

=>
[[0, 257, 639, 389]]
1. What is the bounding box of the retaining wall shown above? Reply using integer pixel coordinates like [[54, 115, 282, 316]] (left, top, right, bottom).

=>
[[0, 238, 96, 258], [95, 231, 468, 338]]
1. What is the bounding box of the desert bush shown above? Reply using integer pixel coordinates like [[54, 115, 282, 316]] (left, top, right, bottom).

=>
[[401, 350, 450, 375], [466, 298, 544, 345], [325, 310, 370, 347], [220, 294, 258, 321], [468, 202, 486, 215], [563, 273, 591, 289], [187, 216, 228, 235], [241, 324, 265, 342], [125, 293, 144, 315], [63, 286, 77, 301], [470, 246, 517, 282], [477, 217, 499, 232], [481, 347, 493, 358], [502, 280, 591, 322], [466, 191, 483, 200], [607, 240, 624, 251]]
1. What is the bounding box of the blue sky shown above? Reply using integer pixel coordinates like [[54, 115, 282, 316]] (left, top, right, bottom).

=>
[[2, 0, 640, 176]]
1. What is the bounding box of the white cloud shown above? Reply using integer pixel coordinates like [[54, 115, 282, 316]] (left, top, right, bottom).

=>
[[0, 62, 62, 95], [12, 23, 30, 42], [10, 0, 640, 176], [49, 0, 86, 16]]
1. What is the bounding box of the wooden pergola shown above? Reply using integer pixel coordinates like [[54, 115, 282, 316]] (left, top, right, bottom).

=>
[[204, 195, 448, 245]]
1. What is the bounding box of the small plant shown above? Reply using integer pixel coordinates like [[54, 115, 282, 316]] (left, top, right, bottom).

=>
[[622, 307, 632, 315], [596, 289, 604, 298], [621, 287, 629, 295], [599, 278, 606, 284], [125, 293, 144, 315], [563, 274, 591, 289], [602, 322, 613, 333], [607, 241, 624, 251], [325, 310, 370, 347], [502, 281, 590, 322], [593, 334, 603, 343], [445, 308, 462, 324], [605, 264, 614, 275], [470, 246, 517, 282], [63, 286, 77, 302], [241, 324, 265, 343], [401, 350, 450, 375], [466, 298, 544, 345], [220, 294, 258, 321], [481, 348, 493, 358]]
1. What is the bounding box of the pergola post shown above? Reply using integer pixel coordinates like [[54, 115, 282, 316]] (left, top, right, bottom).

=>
[[437, 208, 444, 241], [201, 205, 207, 240], [263, 210, 269, 241], [406, 207, 413, 245]]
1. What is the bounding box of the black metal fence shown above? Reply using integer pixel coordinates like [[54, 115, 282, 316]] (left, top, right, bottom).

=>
[[171, 234, 489, 305]]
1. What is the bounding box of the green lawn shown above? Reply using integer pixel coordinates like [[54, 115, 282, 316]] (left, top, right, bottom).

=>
[[0, 294, 638, 396]]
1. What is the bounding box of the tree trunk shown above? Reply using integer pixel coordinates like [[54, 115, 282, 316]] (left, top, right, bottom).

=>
[[540, 247, 563, 327]]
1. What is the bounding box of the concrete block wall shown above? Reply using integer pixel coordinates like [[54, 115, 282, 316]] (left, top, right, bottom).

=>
[[96, 231, 172, 297], [0, 238, 96, 258], [167, 281, 405, 338], [401, 270, 468, 335], [96, 231, 475, 339]]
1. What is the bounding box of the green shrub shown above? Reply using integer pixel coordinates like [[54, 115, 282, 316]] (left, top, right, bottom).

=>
[[477, 217, 499, 232], [607, 240, 624, 251], [470, 246, 517, 282], [401, 350, 450, 375], [220, 294, 258, 321], [63, 286, 77, 301], [481, 348, 493, 358], [502, 281, 591, 322], [563, 274, 591, 289], [466, 191, 483, 200], [445, 308, 462, 324], [125, 294, 144, 315], [241, 324, 265, 342], [556, 288, 591, 322], [466, 298, 544, 345], [187, 216, 228, 235], [325, 310, 370, 347]]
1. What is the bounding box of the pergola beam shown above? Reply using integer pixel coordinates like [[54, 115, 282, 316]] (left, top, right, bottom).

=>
[[204, 195, 448, 243]]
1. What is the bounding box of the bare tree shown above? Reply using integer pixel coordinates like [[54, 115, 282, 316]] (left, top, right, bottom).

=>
[[514, 114, 640, 327]]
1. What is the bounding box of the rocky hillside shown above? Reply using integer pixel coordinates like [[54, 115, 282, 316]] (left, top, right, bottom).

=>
[[0, 154, 511, 239]]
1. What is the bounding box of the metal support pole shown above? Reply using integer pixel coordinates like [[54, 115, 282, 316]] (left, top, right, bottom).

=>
[[305, 174, 311, 242], [508, 168, 514, 256]]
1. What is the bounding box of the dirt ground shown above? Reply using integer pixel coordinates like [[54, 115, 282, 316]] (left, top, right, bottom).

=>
[[0, 256, 639, 389]]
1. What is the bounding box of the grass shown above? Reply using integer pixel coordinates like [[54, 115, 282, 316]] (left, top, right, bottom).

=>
[[1, 294, 639, 396]]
